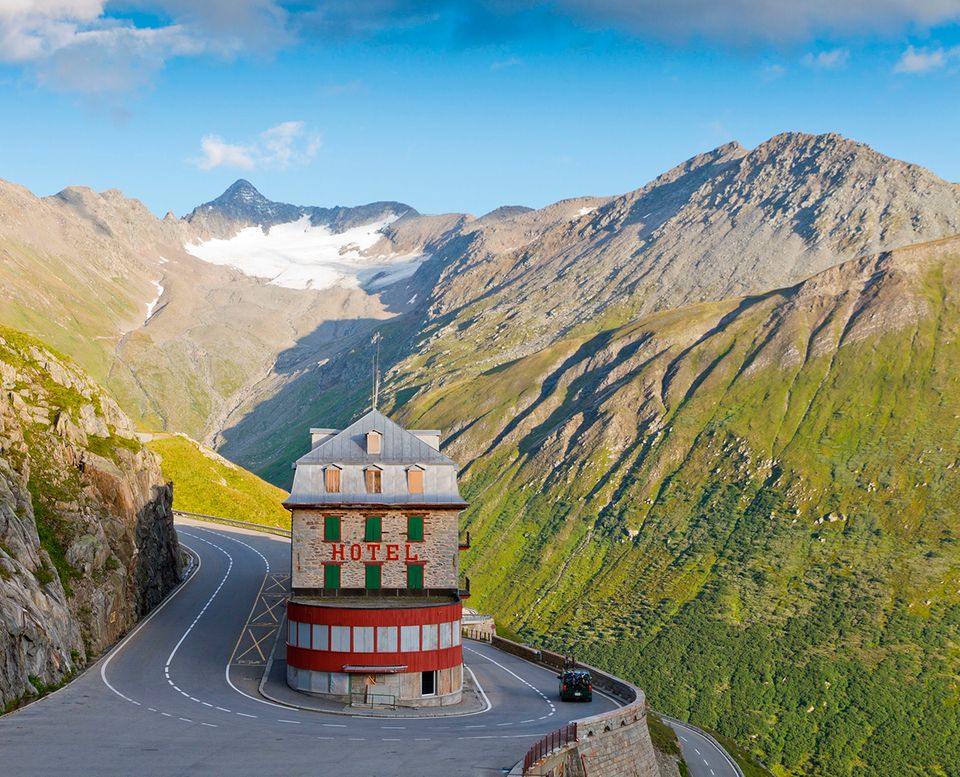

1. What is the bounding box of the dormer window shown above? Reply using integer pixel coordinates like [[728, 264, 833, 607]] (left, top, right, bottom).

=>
[[324, 465, 341, 493], [407, 466, 424, 494], [364, 466, 382, 494], [366, 430, 382, 455]]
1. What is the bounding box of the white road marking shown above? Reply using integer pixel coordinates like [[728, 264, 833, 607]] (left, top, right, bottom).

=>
[[277, 719, 300, 724], [323, 723, 347, 728], [236, 712, 257, 718], [382, 738, 402, 742], [201, 722, 217, 728], [381, 726, 406, 729]]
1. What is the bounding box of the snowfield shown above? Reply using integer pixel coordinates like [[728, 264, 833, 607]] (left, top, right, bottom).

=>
[[184, 216, 424, 291]]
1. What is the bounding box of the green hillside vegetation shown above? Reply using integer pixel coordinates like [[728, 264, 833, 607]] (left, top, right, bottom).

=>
[[389, 239, 960, 777], [146, 435, 290, 529]]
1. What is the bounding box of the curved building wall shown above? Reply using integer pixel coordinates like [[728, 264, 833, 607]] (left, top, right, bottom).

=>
[[286, 601, 463, 706]]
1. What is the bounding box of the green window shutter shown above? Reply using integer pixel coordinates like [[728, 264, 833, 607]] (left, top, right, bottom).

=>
[[365, 564, 381, 590], [324, 564, 340, 589], [407, 564, 423, 590], [364, 516, 382, 542], [407, 515, 424, 542], [324, 515, 340, 542]]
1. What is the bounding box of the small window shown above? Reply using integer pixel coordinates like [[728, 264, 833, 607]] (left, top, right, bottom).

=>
[[297, 622, 311, 649], [365, 468, 382, 494], [407, 467, 424, 494], [366, 430, 382, 454], [407, 515, 424, 542], [439, 622, 452, 649], [312, 624, 329, 651], [324, 467, 341, 493], [407, 563, 424, 590], [364, 515, 382, 542], [452, 621, 461, 646], [422, 623, 438, 651], [288, 620, 297, 644], [377, 626, 398, 652], [400, 625, 420, 652], [354, 626, 374, 652], [365, 563, 381, 590], [323, 515, 341, 542], [421, 671, 436, 696], [330, 625, 351, 652], [323, 564, 341, 589]]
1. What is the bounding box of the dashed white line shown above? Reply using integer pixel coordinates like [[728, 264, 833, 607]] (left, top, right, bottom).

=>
[[323, 723, 347, 728], [236, 712, 257, 718], [278, 719, 301, 724]]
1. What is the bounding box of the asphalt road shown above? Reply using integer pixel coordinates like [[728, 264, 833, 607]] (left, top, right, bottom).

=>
[[666, 718, 743, 777], [0, 519, 626, 777]]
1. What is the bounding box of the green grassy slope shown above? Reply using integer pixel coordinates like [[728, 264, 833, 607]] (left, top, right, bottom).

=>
[[146, 435, 290, 529], [391, 238, 960, 777]]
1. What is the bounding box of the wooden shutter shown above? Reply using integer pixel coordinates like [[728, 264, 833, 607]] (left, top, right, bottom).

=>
[[324, 564, 340, 589], [324, 467, 340, 493], [407, 563, 424, 590], [365, 468, 382, 493], [324, 515, 340, 542]]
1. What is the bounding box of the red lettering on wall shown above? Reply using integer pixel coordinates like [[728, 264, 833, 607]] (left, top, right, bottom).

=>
[[386, 544, 400, 561], [350, 544, 363, 561], [331, 544, 345, 561], [405, 544, 420, 562], [367, 544, 381, 561]]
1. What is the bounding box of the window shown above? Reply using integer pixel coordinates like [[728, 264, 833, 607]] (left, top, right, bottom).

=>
[[323, 564, 341, 589], [365, 467, 382, 494], [330, 625, 351, 652], [354, 626, 374, 652], [407, 563, 424, 590], [288, 620, 297, 644], [366, 430, 382, 454], [324, 466, 341, 493], [439, 621, 452, 649], [364, 515, 382, 542], [297, 622, 311, 649], [377, 626, 398, 652], [407, 467, 424, 494], [323, 515, 341, 542], [400, 625, 420, 652], [312, 624, 329, 651], [365, 563, 382, 590], [422, 623, 438, 651], [452, 620, 461, 646], [407, 515, 424, 542], [421, 671, 436, 696]]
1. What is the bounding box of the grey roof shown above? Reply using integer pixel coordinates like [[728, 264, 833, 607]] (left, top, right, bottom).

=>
[[284, 410, 466, 508], [295, 410, 455, 466]]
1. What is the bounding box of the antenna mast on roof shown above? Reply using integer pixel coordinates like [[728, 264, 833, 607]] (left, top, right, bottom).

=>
[[371, 331, 382, 411]]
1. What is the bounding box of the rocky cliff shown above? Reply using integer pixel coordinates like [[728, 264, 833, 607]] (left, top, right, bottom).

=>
[[0, 327, 181, 711]]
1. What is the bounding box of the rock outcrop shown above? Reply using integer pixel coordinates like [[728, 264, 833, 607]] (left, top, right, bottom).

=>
[[0, 327, 181, 710]]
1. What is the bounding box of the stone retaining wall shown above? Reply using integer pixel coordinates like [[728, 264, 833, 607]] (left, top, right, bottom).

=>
[[490, 636, 660, 777]]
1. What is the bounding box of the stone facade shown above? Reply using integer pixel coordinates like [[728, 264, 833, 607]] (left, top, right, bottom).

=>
[[291, 507, 460, 590]]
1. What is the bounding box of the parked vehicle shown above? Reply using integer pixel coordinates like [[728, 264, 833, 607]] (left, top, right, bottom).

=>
[[557, 670, 593, 701]]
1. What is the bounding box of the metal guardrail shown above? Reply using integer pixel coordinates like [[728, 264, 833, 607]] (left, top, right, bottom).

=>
[[522, 724, 578, 775], [173, 510, 292, 538]]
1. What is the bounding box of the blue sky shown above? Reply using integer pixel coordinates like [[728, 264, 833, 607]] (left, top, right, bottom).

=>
[[1, 2, 959, 217]]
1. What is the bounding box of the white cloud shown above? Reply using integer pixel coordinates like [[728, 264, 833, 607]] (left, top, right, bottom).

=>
[[192, 122, 320, 171], [761, 63, 787, 81], [195, 135, 256, 171], [802, 48, 850, 70], [893, 44, 960, 73], [491, 56, 523, 71], [0, 0, 287, 93]]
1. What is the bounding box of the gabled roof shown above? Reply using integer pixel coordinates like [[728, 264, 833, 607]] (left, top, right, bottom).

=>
[[295, 410, 455, 467]]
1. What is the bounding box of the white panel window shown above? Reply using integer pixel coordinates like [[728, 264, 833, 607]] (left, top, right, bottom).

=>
[[452, 620, 461, 646], [311, 671, 330, 694], [439, 621, 452, 649], [377, 626, 398, 652], [312, 624, 329, 651], [330, 672, 350, 695], [297, 621, 311, 649], [288, 620, 297, 644], [330, 625, 351, 652], [400, 625, 420, 652], [422, 623, 439, 651], [354, 626, 374, 652]]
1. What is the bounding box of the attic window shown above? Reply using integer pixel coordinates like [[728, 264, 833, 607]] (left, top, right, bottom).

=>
[[407, 466, 424, 494], [324, 466, 341, 493], [365, 466, 382, 494], [366, 430, 382, 455]]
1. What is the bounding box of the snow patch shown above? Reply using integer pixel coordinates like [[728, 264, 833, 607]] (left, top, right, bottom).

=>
[[575, 206, 596, 218], [145, 280, 164, 323], [183, 215, 424, 291]]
